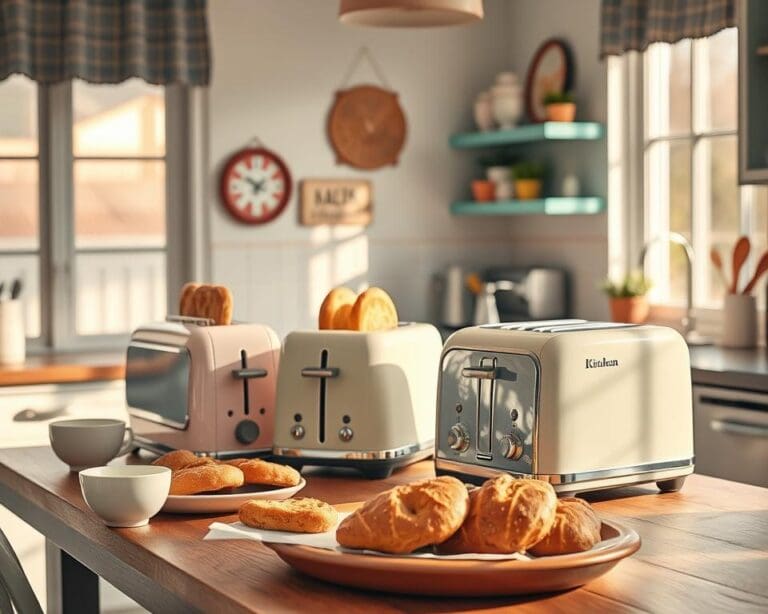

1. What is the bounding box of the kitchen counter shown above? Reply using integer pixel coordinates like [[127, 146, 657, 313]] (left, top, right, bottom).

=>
[[689, 345, 768, 392], [0, 448, 766, 612], [0, 352, 125, 387]]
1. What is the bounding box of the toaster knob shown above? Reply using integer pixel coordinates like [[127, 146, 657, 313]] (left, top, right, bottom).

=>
[[338, 426, 354, 442], [235, 420, 260, 444], [290, 424, 305, 440], [500, 434, 523, 460], [447, 424, 469, 452]]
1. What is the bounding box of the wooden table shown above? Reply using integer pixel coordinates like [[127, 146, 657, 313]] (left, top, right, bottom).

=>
[[0, 447, 766, 613]]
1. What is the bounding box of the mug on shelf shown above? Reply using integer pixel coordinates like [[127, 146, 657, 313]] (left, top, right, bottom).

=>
[[720, 294, 757, 349], [0, 299, 25, 365]]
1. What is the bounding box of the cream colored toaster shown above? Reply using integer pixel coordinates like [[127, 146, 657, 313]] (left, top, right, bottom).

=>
[[272, 323, 442, 478], [435, 320, 694, 493]]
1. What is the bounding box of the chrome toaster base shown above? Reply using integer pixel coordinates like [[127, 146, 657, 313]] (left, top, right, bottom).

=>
[[273, 442, 434, 479]]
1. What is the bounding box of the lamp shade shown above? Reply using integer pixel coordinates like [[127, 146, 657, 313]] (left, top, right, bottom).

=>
[[339, 0, 484, 27]]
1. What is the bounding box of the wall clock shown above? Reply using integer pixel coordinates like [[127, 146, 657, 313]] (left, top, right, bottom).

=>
[[219, 147, 293, 224], [328, 85, 407, 170]]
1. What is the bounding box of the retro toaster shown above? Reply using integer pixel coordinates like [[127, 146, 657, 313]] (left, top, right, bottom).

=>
[[435, 320, 694, 493], [126, 317, 280, 458], [272, 323, 442, 478]]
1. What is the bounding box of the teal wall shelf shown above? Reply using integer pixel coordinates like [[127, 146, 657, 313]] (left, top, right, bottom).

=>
[[451, 197, 605, 216], [449, 122, 604, 149]]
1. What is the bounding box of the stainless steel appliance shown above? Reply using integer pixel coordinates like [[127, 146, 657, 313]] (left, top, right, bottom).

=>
[[693, 384, 768, 487], [485, 267, 568, 321], [435, 320, 695, 494]]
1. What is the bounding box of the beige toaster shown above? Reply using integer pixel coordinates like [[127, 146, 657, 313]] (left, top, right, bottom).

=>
[[435, 320, 695, 493], [272, 323, 442, 478]]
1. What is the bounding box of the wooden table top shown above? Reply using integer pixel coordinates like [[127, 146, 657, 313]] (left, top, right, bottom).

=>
[[0, 352, 125, 387], [0, 446, 767, 613]]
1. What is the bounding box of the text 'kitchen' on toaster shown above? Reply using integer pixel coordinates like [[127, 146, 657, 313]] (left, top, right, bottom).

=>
[[126, 317, 280, 458], [435, 320, 694, 494]]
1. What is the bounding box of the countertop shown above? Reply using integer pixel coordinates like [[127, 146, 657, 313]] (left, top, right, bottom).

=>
[[0, 352, 125, 387], [0, 448, 766, 612], [689, 345, 768, 392]]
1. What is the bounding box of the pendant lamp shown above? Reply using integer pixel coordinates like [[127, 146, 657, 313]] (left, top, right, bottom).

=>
[[339, 0, 484, 28]]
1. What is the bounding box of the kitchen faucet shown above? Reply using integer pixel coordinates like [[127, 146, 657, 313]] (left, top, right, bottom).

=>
[[638, 232, 711, 345]]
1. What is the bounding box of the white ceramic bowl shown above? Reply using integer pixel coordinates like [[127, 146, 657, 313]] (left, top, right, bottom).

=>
[[79, 465, 171, 527], [50, 418, 133, 472]]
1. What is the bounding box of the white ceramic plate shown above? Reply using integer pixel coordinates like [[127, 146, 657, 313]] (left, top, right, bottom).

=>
[[162, 478, 306, 514]]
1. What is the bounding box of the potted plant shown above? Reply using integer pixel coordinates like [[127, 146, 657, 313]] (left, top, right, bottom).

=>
[[601, 272, 652, 323], [511, 161, 544, 200], [543, 91, 576, 122]]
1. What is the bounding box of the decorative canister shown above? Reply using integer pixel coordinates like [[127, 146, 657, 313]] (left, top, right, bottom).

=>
[[491, 72, 522, 129], [473, 91, 494, 132]]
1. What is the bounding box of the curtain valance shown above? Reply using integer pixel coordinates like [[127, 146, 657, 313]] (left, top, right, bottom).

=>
[[0, 0, 210, 85], [601, 0, 735, 57]]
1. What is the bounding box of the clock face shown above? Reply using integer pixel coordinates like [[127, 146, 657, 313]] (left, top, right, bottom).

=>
[[220, 148, 292, 224]]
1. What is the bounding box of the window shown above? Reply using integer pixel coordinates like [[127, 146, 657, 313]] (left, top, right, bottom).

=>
[[0, 78, 192, 350], [609, 28, 768, 315]]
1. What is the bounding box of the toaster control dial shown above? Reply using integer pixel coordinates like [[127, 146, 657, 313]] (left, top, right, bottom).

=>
[[447, 424, 470, 452], [290, 424, 305, 440], [338, 426, 354, 442], [500, 434, 523, 460], [235, 420, 260, 444]]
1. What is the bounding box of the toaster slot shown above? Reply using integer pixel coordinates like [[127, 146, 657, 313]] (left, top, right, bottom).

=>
[[231, 349, 268, 416], [301, 350, 340, 444], [467, 357, 497, 457]]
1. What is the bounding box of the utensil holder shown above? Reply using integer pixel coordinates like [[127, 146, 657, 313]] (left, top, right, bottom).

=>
[[720, 294, 757, 348], [0, 299, 25, 365]]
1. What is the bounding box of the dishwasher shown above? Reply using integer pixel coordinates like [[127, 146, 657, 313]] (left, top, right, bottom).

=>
[[693, 384, 768, 487]]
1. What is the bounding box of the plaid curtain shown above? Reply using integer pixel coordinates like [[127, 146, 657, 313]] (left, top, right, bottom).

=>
[[0, 0, 210, 85], [601, 0, 736, 57]]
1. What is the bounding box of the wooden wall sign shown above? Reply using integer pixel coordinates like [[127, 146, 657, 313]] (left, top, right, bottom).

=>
[[300, 179, 372, 226]]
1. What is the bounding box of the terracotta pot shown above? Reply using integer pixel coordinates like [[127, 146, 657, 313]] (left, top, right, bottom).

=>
[[514, 179, 542, 200], [545, 102, 576, 122], [471, 180, 496, 202], [609, 296, 649, 324]]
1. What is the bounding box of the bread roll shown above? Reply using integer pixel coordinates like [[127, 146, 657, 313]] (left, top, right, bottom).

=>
[[224, 458, 301, 487], [439, 475, 557, 554], [348, 287, 398, 332], [152, 449, 213, 472], [239, 498, 337, 533], [529, 497, 601, 556], [318, 287, 356, 330], [169, 463, 244, 495], [336, 476, 468, 554]]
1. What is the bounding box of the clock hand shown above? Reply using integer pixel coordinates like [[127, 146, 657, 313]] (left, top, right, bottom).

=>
[[245, 177, 266, 194]]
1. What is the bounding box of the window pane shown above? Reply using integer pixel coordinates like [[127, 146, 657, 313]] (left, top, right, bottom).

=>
[[74, 161, 166, 248], [73, 79, 165, 157], [0, 161, 39, 250], [646, 40, 691, 139], [705, 28, 737, 132], [0, 254, 41, 338], [75, 251, 166, 335], [0, 75, 37, 156]]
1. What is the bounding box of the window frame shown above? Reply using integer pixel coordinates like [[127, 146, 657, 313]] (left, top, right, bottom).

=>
[[12, 80, 208, 353]]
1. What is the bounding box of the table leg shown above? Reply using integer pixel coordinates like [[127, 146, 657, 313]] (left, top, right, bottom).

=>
[[45, 539, 99, 614]]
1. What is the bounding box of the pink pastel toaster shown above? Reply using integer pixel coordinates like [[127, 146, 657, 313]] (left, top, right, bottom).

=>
[[126, 317, 280, 458]]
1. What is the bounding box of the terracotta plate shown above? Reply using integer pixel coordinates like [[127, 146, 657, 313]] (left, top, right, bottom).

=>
[[162, 478, 306, 514], [267, 520, 640, 596]]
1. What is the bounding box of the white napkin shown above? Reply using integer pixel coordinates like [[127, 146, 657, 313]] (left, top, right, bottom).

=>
[[205, 513, 531, 561]]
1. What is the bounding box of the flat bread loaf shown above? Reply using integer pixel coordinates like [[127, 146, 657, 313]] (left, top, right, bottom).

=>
[[239, 498, 337, 533]]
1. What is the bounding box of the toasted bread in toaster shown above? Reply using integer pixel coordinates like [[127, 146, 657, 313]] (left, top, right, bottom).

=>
[[529, 497, 601, 556], [152, 449, 215, 472], [331, 303, 353, 330], [179, 282, 201, 317], [169, 463, 244, 495], [348, 287, 398, 332], [439, 475, 557, 554], [192, 285, 233, 325], [224, 458, 301, 487], [239, 498, 337, 533], [336, 476, 468, 554], [319, 287, 356, 330]]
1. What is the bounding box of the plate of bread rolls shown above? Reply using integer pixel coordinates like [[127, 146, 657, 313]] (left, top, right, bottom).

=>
[[152, 450, 305, 514], [255, 475, 640, 596]]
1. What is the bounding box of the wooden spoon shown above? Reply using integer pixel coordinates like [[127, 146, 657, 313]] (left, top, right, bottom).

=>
[[710, 248, 729, 290], [731, 236, 751, 294], [743, 251, 768, 295]]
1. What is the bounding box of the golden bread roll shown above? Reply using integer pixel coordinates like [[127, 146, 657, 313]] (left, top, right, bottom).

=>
[[439, 475, 557, 554], [224, 458, 301, 487], [169, 463, 244, 495], [192, 285, 233, 325], [348, 287, 399, 332], [239, 498, 337, 533], [319, 287, 356, 330], [331, 303, 353, 330], [336, 476, 468, 554], [179, 282, 201, 316], [151, 449, 211, 472], [529, 497, 601, 556]]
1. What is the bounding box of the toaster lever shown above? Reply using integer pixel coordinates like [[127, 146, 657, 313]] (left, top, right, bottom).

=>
[[462, 365, 497, 380], [301, 367, 340, 378], [231, 368, 268, 380]]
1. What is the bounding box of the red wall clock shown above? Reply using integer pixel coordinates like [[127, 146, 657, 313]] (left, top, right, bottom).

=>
[[219, 147, 293, 224]]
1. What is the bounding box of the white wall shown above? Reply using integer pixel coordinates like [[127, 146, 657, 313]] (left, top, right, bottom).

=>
[[207, 0, 609, 333]]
